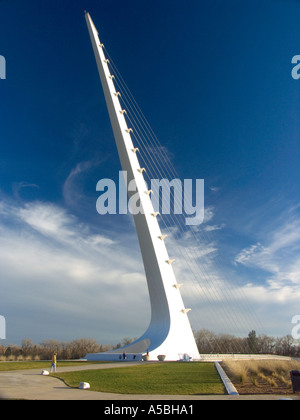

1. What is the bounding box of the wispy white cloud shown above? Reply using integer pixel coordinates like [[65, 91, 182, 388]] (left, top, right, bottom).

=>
[[204, 223, 226, 232], [12, 181, 40, 199], [203, 205, 215, 223], [209, 186, 220, 192], [161, 204, 300, 336], [62, 159, 99, 209], [0, 197, 149, 344], [234, 211, 300, 305], [1, 192, 299, 343]]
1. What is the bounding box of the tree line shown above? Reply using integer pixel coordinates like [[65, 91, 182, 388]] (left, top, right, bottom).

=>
[[0, 337, 134, 361], [0, 330, 299, 360], [195, 329, 300, 357]]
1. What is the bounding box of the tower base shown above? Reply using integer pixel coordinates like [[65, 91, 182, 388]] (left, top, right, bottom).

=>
[[85, 336, 200, 361], [84, 351, 198, 362]]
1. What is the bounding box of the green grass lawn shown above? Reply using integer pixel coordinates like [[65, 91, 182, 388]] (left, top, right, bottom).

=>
[[0, 361, 101, 372], [54, 362, 226, 395]]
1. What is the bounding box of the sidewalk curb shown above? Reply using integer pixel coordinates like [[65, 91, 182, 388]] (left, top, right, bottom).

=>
[[215, 362, 239, 396]]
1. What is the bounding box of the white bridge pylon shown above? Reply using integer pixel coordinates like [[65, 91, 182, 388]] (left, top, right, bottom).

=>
[[84, 12, 200, 361]]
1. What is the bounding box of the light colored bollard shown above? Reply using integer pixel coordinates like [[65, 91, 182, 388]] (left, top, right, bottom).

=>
[[79, 382, 90, 389], [41, 370, 49, 376]]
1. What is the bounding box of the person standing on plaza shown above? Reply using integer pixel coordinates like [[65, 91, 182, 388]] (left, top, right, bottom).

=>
[[50, 353, 57, 373]]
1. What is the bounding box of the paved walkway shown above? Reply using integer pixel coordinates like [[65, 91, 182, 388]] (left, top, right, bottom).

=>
[[0, 363, 299, 400]]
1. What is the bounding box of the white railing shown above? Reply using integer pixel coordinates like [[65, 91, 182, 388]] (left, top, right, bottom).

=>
[[194, 354, 293, 362]]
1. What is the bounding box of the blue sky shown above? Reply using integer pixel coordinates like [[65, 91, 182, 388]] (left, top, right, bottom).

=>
[[0, 0, 300, 345]]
